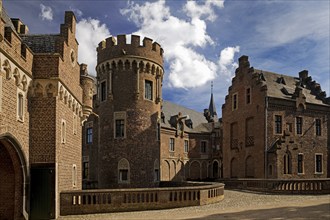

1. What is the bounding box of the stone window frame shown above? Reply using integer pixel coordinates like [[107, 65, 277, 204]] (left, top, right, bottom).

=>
[[118, 158, 130, 184], [315, 153, 323, 174], [295, 116, 303, 135], [274, 114, 283, 135], [169, 138, 175, 152], [61, 119, 67, 144], [297, 153, 304, 175], [82, 161, 89, 180], [232, 92, 238, 111], [114, 112, 126, 139], [245, 87, 251, 105], [72, 164, 77, 188], [144, 79, 153, 101], [85, 121, 93, 144], [200, 140, 208, 154], [315, 118, 322, 136], [184, 139, 189, 153], [100, 80, 107, 102], [17, 89, 24, 122]]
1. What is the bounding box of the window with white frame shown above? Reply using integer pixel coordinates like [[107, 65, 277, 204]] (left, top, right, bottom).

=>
[[315, 154, 323, 173], [114, 112, 126, 138], [145, 80, 153, 100], [184, 140, 189, 153], [169, 138, 175, 152], [17, 93, 24, 121], [118, 158, 130, 183]]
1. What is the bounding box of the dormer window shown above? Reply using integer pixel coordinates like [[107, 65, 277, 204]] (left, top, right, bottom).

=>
[[276, 76, 286, 85]]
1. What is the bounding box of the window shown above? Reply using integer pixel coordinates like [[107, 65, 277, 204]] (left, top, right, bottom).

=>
[[115, 119, 125, 138], [86, 127, 93, 144], [232, 93, 238, 110], [184, 140, 189, 153], [157, 123, 160, 141], [72, 164, 77, 187], [73, 114, 77, 135], [315, 154, 323, 173], [246, 88, 251, 104], [83, 162, 89, 179], [119, 169, 128, 181], [154, 169, 159, 182], [61, 120, 66, 143], [296, 117, 302, 135], [275, 115, 282, 134], [315, 119, 321, 136], [245, 117, 254, 147], [118, 158, 130, 183], [298, 154, 304, 174], [145, 80, 153, 100], [17, 93, 24, 121], [201, 141, 207, 153], [283, 152, 292, 174], [100, 81, 106, 101], [169, 138, 175, 152]]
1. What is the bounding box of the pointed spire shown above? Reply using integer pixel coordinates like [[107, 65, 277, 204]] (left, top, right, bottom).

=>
[[208, 81, 218, 121]]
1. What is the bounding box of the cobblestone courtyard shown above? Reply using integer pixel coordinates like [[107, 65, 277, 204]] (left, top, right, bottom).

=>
[[59, 190, 330, 219]]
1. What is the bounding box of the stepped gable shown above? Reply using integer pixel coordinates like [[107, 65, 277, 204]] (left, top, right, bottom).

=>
[[97, 34, 164, 66], [254, 69, 329, 105]]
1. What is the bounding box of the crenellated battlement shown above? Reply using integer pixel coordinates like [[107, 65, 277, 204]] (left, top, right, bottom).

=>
[[97, 35, 164, 67]]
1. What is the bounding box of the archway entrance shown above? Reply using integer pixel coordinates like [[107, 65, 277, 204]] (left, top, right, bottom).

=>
[[0, 137, 27, 220]]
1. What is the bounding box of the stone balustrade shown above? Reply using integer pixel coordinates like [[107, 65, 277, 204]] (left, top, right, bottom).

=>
[[221, 178, 330, 194], [60, 182, 224, 216]]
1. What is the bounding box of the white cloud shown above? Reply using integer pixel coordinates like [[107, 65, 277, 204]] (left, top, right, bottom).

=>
[[219, 46, 240, 78], [39, 4, 53, 21], [120, 0, 230, 89], [76, 18, 110, 75], [183, 0, 224, 21]]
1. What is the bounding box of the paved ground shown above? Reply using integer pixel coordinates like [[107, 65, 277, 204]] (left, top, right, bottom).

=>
[[59, 190, 330, 220]]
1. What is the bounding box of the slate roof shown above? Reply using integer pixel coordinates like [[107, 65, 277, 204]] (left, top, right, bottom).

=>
[[255, 69, 329, 106], [161, 101, 213, 133], [21, 35, 59, 53]]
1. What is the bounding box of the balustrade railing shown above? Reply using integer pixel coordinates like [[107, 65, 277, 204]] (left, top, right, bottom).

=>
[[61, 182, 224, 215]]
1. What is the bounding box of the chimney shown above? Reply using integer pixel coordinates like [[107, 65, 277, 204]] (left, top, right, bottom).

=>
[[299, 70, 308, 80], [238, 55, 250, 69]]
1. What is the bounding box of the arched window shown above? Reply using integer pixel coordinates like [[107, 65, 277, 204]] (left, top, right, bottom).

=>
[[118, 158, 130, 183]]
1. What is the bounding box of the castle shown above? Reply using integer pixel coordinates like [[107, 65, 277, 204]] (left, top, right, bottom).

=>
[[1, 2, 329, 219]]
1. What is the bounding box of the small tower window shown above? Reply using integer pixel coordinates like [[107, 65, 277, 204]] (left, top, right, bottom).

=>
[[246, 88, 251, 104], [17, 93, 24, 121], [61, 120, 66, 143], [275, 115, 282, 134], [296, 117, 303, 135], [232, 93, 238, 110], [100, 81, 106, 102], [145, 80, 153, 100]]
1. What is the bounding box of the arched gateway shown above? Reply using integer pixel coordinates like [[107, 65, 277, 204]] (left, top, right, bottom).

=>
[[0, 135, 28, 220]]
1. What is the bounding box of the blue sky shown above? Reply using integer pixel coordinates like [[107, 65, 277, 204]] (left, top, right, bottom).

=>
[[3, 0, 329, 115]]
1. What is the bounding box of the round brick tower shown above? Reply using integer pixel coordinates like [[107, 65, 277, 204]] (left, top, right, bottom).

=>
[[96, 35, 164, 188]]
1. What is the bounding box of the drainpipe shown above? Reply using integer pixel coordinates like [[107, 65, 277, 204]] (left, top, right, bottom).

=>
[[264, 97, 268, 179]]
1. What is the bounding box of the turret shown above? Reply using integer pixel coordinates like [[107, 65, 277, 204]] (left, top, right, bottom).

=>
[[80, 63, 94, 119], [95, 35, 164, 188]]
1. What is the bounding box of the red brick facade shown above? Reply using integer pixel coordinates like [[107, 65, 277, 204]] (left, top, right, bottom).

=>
[[0, 3, 94, 219]]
